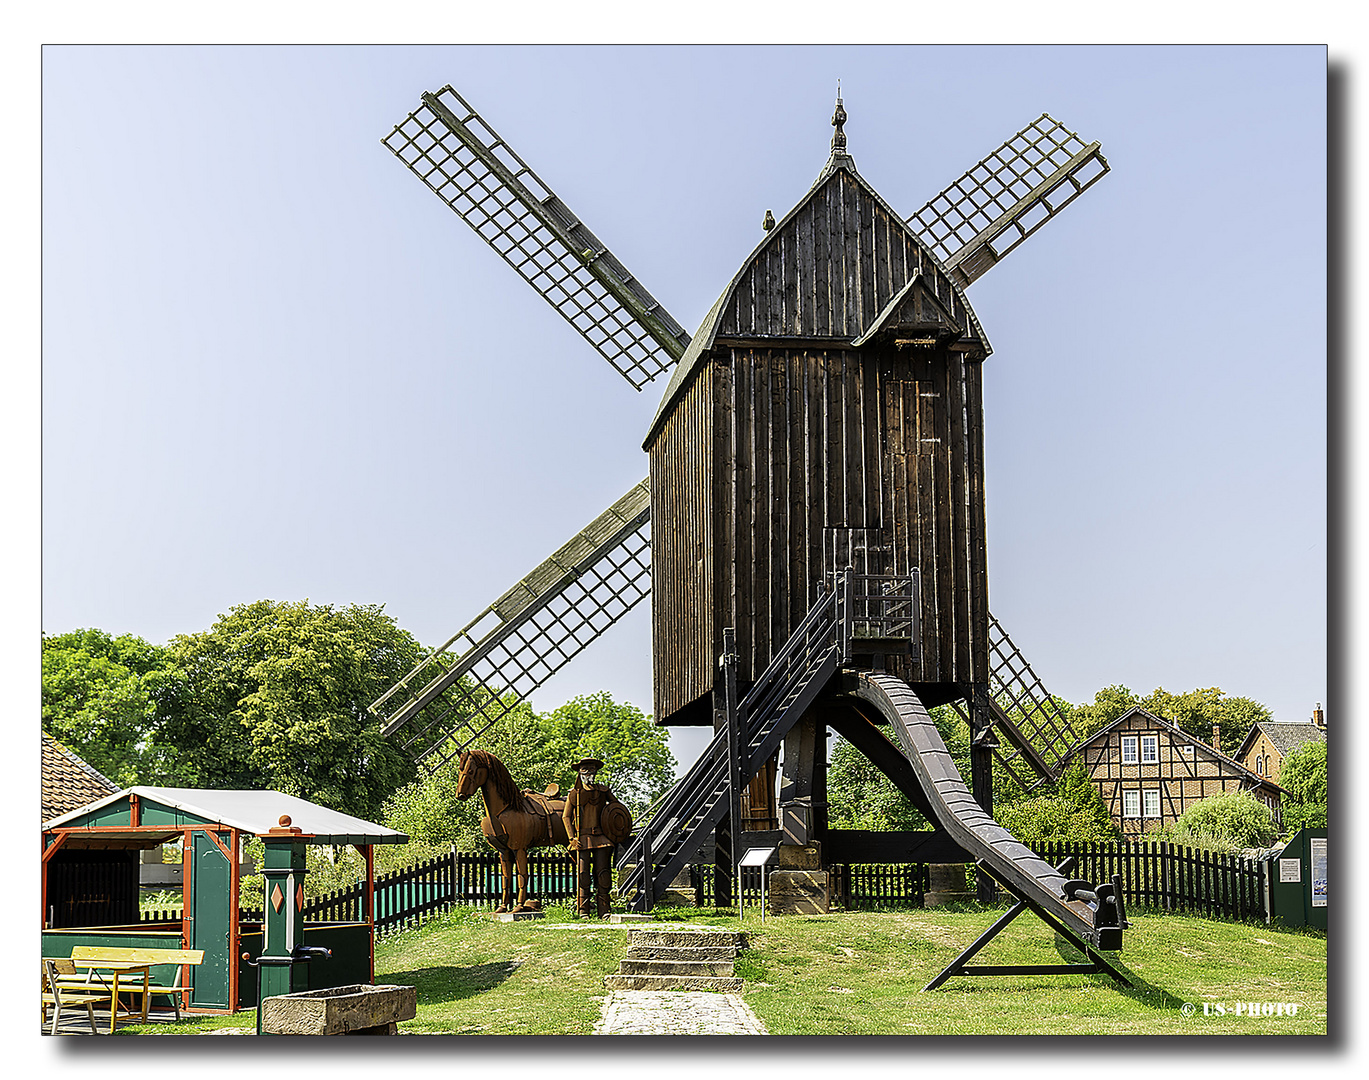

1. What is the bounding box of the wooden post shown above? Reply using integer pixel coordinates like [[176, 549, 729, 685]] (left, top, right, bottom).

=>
[[722, 628, 743, 907]]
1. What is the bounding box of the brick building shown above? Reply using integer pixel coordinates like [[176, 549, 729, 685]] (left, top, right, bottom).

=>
[[1234, 705, 1326, 788]]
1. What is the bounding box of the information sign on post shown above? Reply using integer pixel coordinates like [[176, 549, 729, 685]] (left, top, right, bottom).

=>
[[738, 846, 779, 923]]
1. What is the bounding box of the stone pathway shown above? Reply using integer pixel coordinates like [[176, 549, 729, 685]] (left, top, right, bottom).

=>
[[594, 990, 768, 1035]]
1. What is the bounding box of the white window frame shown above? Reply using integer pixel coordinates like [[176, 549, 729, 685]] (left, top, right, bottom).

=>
[[1123, 790, 1141, 818], [1121, 736, 1139, 764], [1180, 743, 1194, 756], [1141, 735, 1159, 764], [1143, 789, 1161, 818]]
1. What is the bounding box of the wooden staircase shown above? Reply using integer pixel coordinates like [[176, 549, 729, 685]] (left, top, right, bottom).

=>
[[604, 928, 747, 991]]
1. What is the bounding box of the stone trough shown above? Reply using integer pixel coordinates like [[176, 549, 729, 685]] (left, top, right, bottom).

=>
[[259, 984, 417, 1035]]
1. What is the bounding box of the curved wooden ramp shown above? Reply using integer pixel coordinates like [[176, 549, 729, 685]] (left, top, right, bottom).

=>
[[832, 671, 1130, 988]]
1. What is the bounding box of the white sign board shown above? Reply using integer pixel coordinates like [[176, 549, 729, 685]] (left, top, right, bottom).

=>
[[739, 846, 778, 867], [1310, 838, 1327, 907], [1279, 858, 1302, 883]]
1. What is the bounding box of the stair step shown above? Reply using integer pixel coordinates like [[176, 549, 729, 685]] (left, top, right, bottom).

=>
[[625, 945, 738, 962], [627, 928, 747, 949], [603, 974, 744, 992], [618, 959, 735, 976]]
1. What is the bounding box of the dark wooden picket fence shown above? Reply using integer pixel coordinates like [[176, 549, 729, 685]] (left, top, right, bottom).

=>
[[1030, 839, 1268, 922], [222, 838, 1269, 936]]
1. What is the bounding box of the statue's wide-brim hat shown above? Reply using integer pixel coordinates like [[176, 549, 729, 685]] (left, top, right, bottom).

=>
[[570, 757, 605, 772]]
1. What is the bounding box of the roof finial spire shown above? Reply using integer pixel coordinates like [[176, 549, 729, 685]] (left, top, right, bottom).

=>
[[831, 81, 847, 155]]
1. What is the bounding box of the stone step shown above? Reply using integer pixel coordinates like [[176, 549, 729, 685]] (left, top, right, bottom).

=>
[[603, 974, 745, 992], [626, 929, 747, 949], [618, 959, 735, 977], [625, 945, 738, 962]]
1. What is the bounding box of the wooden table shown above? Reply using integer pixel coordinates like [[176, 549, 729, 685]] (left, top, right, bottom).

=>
[[72, 962, 151, 1033]]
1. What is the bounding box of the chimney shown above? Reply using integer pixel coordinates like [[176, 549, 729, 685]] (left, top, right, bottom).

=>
[[1210, 722, 1221, 754], [1312, 703, 1325, 729]]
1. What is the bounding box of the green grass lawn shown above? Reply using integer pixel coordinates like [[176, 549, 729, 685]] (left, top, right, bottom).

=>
[[119, 901, 1327, 1036]]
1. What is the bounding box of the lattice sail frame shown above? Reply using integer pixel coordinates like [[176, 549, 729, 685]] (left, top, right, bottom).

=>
[[369, 481, 652, 768], [909, 113, 1110, 289], [382, 86, 690, 390], [952, 613, 1084, 791]]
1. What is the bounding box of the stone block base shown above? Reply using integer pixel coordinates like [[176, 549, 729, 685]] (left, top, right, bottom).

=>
[[774, 843, 822, 870], [923, 863, 973, 906], [766, 870, 830, 915]]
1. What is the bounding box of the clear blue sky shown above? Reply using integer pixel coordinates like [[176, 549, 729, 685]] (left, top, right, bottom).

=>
[[39, 44, 1326, 774]]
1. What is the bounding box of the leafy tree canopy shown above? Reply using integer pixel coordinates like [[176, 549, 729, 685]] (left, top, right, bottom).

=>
[[1278, 741, 1327, 832], [42, 628, 190, 787], [1071, 684, 1271, 754], [162, 599, 425, 820]]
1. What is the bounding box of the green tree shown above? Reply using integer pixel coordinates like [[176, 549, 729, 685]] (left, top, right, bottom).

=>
[[163, 599, 425, 820], [1056, 758, 1118, 838], [1173, 791, 1278, 849], [827, 705, 968, 830], [1071, 685, 1141, 741], [538, 692, 676, 815], [1278, 741, 1327, 832], [1141, 687, 1271, 757], [41, 629, 190, 786], [996, 795, 1118, 846], [826, 735, 930, 831]]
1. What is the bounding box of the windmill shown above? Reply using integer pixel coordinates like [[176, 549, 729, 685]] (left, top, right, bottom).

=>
[[369, 85, 1109, 895]]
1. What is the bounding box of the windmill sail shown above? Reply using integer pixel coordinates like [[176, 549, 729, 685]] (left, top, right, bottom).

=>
[[908, 114, 1109, 289], [951, 612, 1084, 791], [383, 86, 690, 390], [369, 481, 652, 768]]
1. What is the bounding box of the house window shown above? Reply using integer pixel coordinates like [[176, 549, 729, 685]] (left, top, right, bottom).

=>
[[1256, 756, 1264, 776], [1143, 790, 1161, 818], [1180, 744, 1194, 757], [1123, 790, 1141, 818], [1141, 735, 1159, 764], [1121, 736, 1138, 764]]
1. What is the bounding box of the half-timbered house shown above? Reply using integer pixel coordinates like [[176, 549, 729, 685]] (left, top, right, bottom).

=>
[[1070, 707, 1283, 834]]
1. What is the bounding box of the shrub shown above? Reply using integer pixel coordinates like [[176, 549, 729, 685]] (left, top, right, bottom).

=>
[[1279, 741, 1327, 832], [996, 795, 1119, 846], [1173, 791, 1277, 848]]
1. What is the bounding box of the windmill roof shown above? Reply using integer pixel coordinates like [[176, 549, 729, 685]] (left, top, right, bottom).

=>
[[43, 786, 408, 844], [643, 152, 989, 449]]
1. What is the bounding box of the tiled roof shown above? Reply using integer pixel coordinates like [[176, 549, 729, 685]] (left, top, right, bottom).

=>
[[42, 735, 118, 823], [1254, 722, 1326, 758]]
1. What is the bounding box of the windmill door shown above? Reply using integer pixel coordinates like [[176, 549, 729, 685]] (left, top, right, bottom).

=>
[[187, 831, 233, 1009]]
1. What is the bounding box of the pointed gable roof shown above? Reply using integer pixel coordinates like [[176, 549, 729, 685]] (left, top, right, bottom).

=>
[[645, 153, 989, 449], [1070, 706, 1283, 794]]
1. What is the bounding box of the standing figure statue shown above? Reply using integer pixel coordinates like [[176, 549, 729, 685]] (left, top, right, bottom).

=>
[[563, 757, 631, 918]]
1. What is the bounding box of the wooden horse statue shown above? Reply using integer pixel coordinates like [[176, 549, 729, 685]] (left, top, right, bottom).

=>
[[456, 748, 571, 913]]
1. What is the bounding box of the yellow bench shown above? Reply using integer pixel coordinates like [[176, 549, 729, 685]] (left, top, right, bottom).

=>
[[69, 946, 205, 1024]]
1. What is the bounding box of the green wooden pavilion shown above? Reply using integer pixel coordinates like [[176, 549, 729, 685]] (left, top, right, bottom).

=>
[[42, 787, 407, 1014]]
